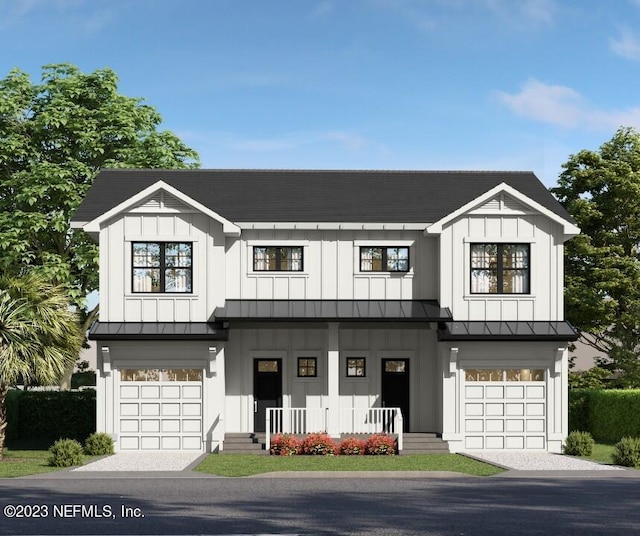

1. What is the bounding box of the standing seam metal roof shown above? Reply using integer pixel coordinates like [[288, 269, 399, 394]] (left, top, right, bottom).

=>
[[71, 169, 573, 224]]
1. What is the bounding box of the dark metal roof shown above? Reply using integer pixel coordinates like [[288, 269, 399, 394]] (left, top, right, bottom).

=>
[[72, 169, 573, 224], [214, 300, 452, 322], [89, 322, 228, 341], [438, 321, 578, 341]]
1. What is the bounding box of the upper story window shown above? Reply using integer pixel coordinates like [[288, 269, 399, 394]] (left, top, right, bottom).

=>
[[132, 242, 193, 293], [253, 246, 303, 272], [360, 247, 409, 272], [470, 243, 529, 294]]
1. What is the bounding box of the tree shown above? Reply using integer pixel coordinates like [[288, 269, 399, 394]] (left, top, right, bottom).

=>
[[0, 272, 84, 459], [0, 63, 199, 334], [552, 127, 640, 387]]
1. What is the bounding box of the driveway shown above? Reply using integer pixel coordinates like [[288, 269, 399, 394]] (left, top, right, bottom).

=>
[[464, 450, 625, 471], [72, 452, 205, 472]]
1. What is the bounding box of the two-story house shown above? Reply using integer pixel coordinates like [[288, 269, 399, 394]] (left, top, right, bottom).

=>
[[71, 169, 579, 454]]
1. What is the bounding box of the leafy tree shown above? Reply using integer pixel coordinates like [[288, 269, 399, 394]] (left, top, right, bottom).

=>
[[0, 63, 199, 335], [0, 272, 83, 459], [552, 127, 640, 387]]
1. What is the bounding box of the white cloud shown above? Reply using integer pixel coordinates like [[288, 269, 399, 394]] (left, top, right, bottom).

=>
[[610, 28, 640, 61], [496, 78, 640, 130], [483, 0, 556, 27], [310, 1, 333, 19]]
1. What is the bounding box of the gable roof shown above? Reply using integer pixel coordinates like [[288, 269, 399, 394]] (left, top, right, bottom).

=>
[[71, 169, 573, 225]]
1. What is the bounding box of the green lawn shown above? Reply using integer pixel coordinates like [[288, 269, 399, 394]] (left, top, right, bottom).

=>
[[195, 453, 504, 477], [579, 442, 617, 465], [0, 449, 64, 478]]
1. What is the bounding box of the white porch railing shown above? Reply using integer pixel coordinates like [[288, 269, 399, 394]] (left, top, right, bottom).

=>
[[265, 407, 403, 452]]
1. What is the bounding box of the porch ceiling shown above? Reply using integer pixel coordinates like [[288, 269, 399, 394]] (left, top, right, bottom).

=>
[[214, 299, 452, 323], [88, 322, 229, 340], [438, 321, 578, 341]]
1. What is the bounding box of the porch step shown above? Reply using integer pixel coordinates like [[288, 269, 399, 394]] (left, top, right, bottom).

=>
[[221, 433, 268, 454], [400, 433, 450, 455]]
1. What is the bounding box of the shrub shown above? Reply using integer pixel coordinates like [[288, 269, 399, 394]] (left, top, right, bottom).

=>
[[612, 437, 640, 467], [302, 433, 338, 455], [340, 437, 366, 455], [84, 432, 114, 456], [269, 434, 302, 456], [48, 438, 84, 467], [563, 430, 594, 456], [14, 390, 96, 442], [365, 433, 397, 455]]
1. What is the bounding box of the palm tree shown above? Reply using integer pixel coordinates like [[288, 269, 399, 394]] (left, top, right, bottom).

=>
[[0, 272, 83, 459]]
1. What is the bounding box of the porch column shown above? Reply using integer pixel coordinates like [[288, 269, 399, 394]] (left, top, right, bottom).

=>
[[327, 322, 340, 437]]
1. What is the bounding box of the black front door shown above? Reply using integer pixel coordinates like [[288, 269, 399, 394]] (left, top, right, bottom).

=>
[[381, 359, 410, 432], [253, 359, 282, 433]]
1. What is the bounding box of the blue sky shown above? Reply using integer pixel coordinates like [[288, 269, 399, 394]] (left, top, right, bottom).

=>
[[3, 0, 640, 187]]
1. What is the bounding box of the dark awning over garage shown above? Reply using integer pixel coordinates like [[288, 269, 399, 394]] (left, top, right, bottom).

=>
[[89, 322, 229, 340], [438, 321, 578, 341], [214, 300, 452, 323]]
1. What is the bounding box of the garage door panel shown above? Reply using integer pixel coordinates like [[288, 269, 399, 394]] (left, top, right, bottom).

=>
[[466, 436, 484, 449], [527, 436, 545, 449], [505, 419, 524, 433], [465, 419, 484, 432], [162, 403, 181, 416], [162, 419, 181, 432], [141, 403, 160, 416], [506, 385, 524, 399], [141, 385, 160, 399], [485, 386, 504, 399], [486, 436, 504, 449], [120, 437, 139, 450], [182, 385, 202, 399], [121, 386, 139, 399], [486, 419, 504, 432], [120, 403, 139, 416], [486, 404, 504, 416], [141, 436, 160, 450], [120, 420, 139, 433], [526, 403, 545, 416], [465, 385, 484, 398], [506, 403, 524, 416], [506, 436, 525, 449], [182, 419, 202, 433], [182, 403, 202, 416], [140, 420, 160, 433], [161, 437, 181, 450], [526, 419, 545, 432], [182, 437, 203, 450], [162, 385, 181, 398], [527, 385, 545, 398]]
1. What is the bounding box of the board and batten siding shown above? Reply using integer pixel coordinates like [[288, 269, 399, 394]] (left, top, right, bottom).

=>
[[438, 213, 564, 322], [99, 210, 226, 322], [225, 229, 438, 301]]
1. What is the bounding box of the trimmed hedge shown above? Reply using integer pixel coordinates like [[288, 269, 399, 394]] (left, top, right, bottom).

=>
[[570, 389, 640, 442], [7, 390, 96, 443]]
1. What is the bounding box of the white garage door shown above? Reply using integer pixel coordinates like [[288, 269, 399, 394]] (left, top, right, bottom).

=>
[[118, 368, 203, 451], [463, 368, 546, 450]]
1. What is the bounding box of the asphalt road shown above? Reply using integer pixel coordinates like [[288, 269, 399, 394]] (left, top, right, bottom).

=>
[[1, 474, 639, 535]]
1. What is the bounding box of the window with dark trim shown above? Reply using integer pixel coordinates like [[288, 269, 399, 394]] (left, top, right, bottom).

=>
[[253, 246, 303, 271], [346, 358, 366, 377], [359, 247, 409, 272], [470, 243, 530, 294], [297, 357, 317, 377], [132, 242, 193, 293]]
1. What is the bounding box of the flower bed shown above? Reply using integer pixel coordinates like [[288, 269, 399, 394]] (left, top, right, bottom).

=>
[[269, 433, 396, 455]]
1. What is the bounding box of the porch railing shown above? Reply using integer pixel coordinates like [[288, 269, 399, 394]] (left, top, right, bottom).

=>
[[265, 407, 403, 452]]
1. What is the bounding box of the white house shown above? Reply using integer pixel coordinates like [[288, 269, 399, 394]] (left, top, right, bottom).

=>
[[71, 169, 579, 454]]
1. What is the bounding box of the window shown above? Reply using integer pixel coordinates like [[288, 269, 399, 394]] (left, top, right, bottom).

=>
[[120, 368, 202, 382], [470, 243, 529, 294], [346, 358, 366, 377], [297, 357, 317, 377], [253, 246, 303, 271], [465, 369, 544, 382], [360, 247, 409, 272], [132, 242, 192, 293]]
